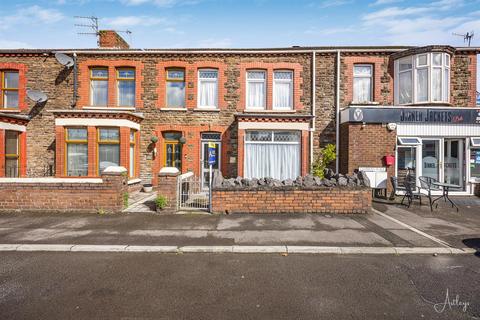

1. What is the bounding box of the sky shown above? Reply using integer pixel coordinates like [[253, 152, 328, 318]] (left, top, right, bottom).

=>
[[0, 0, 479, 92]]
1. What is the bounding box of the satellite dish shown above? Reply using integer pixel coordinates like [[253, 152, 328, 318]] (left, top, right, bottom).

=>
[[54, 52, 74, 68], [26, 89, 48, 103]]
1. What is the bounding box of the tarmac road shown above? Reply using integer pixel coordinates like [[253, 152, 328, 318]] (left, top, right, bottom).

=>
[[0, 252, 478, 319]]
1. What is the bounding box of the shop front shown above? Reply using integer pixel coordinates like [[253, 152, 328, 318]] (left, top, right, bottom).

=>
[[341, 106, 480, 195]]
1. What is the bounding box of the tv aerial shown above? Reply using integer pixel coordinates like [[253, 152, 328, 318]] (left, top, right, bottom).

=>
[[54, 52, 74, 68], [74, 16, 132, 47], [452, 31, 474, 47], [26, 89, 48, 103]]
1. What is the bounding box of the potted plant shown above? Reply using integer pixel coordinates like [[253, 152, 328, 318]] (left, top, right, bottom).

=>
[[143, 183, 153, 193], [155, 195, 168, 212]]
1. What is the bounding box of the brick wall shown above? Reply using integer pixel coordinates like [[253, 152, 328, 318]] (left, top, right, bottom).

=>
[[212, 187, 371, 214], [99, 30, 129, 49], [0, 171, 127, 213]]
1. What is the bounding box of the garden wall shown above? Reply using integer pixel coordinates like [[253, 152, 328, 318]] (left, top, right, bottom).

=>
[[0, 167, 128, 213]]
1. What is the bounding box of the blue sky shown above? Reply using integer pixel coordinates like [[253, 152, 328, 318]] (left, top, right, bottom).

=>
[[0, 0, 479, 91]]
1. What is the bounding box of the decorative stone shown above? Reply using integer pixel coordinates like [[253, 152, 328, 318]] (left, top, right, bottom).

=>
[[338, 176, 348, 186], [313, 176, 323, 186], [357, 171, 371, 187], [221, 178, 236, 188], [324, 168, 335, 179], [283, 179, 294, 186], [295, 176, 303, 186], [258, 178, 267, 186], [212, 170, 224, 188], [303, 175, 316, 187]]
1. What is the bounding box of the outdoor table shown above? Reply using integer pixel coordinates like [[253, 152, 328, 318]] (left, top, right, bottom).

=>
[[431, 181, 460, 212]]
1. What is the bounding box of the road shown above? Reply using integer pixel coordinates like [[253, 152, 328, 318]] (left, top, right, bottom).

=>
[[0, 252, 478, 319]]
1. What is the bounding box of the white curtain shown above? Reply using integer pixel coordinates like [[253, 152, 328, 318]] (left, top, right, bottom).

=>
[[198, 80, 217, 107], [247, 81, 265, 109], [416, 68, 428, 102], [245, 143, 300, 180], [353, 77, 371, 103], [273, 82, 292, 109], [98, 144, 120, 173], [432, 68, 442, 102], [399, 71, 412, 104], [118, 80, 135, 107], [67, 144, 88, 176], [91, 80, 108, 106], [129, 145, 135, 178]]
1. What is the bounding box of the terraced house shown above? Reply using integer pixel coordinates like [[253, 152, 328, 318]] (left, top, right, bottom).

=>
[[0, 30, 478, 196]]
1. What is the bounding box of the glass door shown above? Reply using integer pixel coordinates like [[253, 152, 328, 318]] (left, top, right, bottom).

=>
[[444, 139, 464, 189], [421, 139, 441, 181], [397, 146, 417, 185], [201, 140, 221, 189]]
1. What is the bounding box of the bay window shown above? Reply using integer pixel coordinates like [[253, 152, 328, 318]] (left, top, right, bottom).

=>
[[97, 128, 120, 174], [90, 68, 108, 106], [198, 69, 218, 108], [65, 128, 88, 176], [166, 69, 186, 108], [1, 71, 19, 109], [5, 131, 19, 177], [395, 52, 450, 105], [117, 68, 135, 107], [273, 71, 293, 110], [353, 65, 372, 103], [129, 130, 136, 178], [246, 70, 266, 109]]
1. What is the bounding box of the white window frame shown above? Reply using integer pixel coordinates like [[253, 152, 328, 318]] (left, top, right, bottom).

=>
[[246, 70, 266, 110], [398, 137, 422, 146], [471, 137, 480, 147], [197, 69, 218, 109], [353, 64, 373, 103], [395, 52, 450, 105], [272, 70, 293, 110]]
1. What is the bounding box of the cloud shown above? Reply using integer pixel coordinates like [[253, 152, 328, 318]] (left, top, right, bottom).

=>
[[121, 0, 201, 7], [0, 5, 64, 30], [103, 16, 168, 27]]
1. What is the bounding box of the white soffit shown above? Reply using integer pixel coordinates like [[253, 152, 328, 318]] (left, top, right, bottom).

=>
[[238, 121, 309, 130], [0, 122, 26, 132], [55, 118, 140, 130], [397, 124, 480, 137]]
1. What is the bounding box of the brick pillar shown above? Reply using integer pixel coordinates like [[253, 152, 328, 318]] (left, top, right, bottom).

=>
[[157, 167, 180, 213], [237, 129, 245, 177], [120, 126, 130, 172], [101, 166, 128, 213], [87, 126, 97, 177]]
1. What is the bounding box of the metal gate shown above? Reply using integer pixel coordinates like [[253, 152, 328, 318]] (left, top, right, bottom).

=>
[[177, 172, 210, 211]]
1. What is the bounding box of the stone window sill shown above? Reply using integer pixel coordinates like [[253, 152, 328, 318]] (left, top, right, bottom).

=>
[[243, 109, 297, 113], [193, 108, 220, 112], [1, 109, 21, 113], [83, 106, 136, 111], [159, 108, 188, 112]]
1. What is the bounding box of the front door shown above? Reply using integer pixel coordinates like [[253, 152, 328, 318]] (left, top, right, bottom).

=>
[[444, 139, 464, 189], [421, 139, 441, 181], [201, 140, 221, 189]]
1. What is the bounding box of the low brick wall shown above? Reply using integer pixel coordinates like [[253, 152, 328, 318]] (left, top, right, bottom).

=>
[[0, 169, 127, 213], [212, 187, 372, 214]]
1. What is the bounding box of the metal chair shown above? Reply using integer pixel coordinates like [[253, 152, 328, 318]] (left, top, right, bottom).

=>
[[390, 176, 406, 202], [418, 176, 442, 212], [403, 176, 422, 208]]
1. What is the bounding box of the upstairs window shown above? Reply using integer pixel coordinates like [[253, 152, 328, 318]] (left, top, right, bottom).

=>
[[273, 70, 293, 110], [1, 71, 19, 109], [166, 69, 186, 108], [198, 69, 218, 108], [117, 68, 135, 107], [246, 70, 266, 110], [353, 65, 373, 103], [90, 68, 108, 106], [395, 52, 450, 105]]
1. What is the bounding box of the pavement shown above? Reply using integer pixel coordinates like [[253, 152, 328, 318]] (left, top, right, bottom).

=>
[[0, 252, 478, 319]]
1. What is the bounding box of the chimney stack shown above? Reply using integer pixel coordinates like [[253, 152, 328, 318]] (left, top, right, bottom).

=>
[[98, 30, 130, 49]]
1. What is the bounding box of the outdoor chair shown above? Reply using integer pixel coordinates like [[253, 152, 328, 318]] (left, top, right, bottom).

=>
[[403, 176, 422, 208], [390, 176, 406, 201], [418, 176, 442, 212]]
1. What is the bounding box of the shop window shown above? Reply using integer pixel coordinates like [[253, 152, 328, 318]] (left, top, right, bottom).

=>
[[395, 52, 450, 105], [166, 69, 185, 108], [97, 128, 120, 174], [398, 137, 421, 145], [90, 68, 108, 106], [198, 69, 218, 108], [163, 132, 182, 170], [470, 148, 480, 178], [1, 71, 19, 109], [273, 70, 293, 110], [397, 146, 417, 183], [65, 128, 88, 176], [129, 130, 136, 178], [246, 70, 266, 110], [353, 65, 372, 103], [5, 131, 19, 177], [117, 68, 135, 107]]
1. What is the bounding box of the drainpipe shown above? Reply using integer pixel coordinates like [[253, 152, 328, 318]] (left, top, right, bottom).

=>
[[71, 52, 78, 108], [335, 50, 341, 173], [310, 51, 316, 171]]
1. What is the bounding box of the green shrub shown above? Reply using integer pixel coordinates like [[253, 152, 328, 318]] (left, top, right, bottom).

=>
[[123, 192, 129, 207], [312, 144, 336, 179], [155, 195, 168, 210]]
